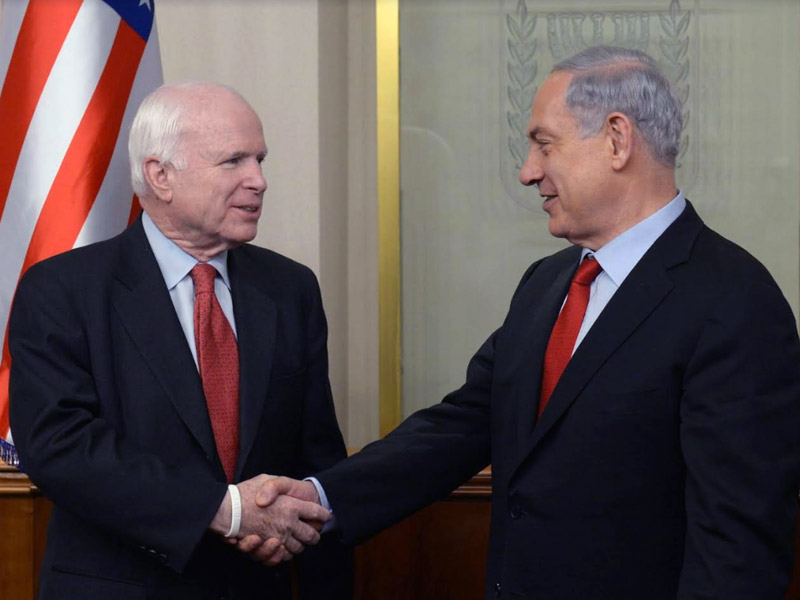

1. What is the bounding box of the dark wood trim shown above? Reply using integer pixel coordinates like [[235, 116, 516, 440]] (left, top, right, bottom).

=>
[[0, 463, 39, 494], [0, 463, 50, 600], [3, 463, 800, 600], [448, 467, 491, 498]]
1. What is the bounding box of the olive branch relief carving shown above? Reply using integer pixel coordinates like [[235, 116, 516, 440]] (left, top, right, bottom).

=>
[[658, 0, 691, 166], [506, 0, 538, 170]]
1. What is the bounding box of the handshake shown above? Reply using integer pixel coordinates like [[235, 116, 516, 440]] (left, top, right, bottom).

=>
[[209, 475, 327, 565]]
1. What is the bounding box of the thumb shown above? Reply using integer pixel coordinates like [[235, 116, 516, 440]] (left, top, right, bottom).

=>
[[255, 476, 296, 507]]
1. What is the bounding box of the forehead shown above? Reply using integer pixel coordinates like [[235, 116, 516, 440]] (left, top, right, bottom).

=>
[[182, 91, 266, 153], [528, 71, 577, 135]]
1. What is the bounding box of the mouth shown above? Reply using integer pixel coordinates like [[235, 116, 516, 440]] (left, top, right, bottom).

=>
[[234, 205, 260, 214], [541, 195, 558, 211]]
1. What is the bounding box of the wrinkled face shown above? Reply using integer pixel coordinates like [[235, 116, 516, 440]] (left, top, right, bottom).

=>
[[519, 72, 619, 249], [165, 90, 267, 256]]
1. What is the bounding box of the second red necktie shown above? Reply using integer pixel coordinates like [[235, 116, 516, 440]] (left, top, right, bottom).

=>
[[539, 256, 603, 417]]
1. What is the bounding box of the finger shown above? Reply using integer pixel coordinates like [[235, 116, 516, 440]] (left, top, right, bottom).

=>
[[283, 536, 304, 555], [290, 520, 322, 546], [249, 538, 283, 562], [294, 498, 331, 523], [236, 534, 265, 553], [262, 546, 291, 567], [305, 519, 325, 532]]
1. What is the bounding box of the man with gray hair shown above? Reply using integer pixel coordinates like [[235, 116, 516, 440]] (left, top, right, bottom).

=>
[[9, 83, 351, 599], [251, 46, 800, 598]]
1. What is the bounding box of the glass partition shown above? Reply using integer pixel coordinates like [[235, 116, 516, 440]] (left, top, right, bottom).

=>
[[395, 0, 800, 417]]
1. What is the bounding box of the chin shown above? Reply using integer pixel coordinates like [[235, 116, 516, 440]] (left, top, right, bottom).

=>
[[547, 221, 569, 241], [228, 226, 259, 245]]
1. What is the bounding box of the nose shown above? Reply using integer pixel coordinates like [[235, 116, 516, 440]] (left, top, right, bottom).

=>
[[519, 144, 543, 187], [246, 159, 267, 194]]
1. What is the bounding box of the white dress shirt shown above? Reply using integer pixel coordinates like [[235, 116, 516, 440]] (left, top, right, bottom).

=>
[[571, 191, 686, 354], [141, 212, 237, 369]]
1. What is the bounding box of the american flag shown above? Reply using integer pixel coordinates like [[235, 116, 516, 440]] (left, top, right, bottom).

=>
[[0, 0, 162, 453]]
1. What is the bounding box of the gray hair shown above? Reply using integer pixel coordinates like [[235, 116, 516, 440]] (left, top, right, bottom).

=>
[[552, 46, 682, 167], [128, 82, 245, 197]]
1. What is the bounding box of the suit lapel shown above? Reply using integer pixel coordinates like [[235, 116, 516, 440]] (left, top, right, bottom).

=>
[[228, 249, 277, 481], [529, 260, 674, 448], [510, 248, 580, 461], [514, 202, 705, 468], [110, 220, 217, 461]]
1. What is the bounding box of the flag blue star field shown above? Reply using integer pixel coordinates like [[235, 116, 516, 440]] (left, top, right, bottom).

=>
[[0, 0, 163, 458]]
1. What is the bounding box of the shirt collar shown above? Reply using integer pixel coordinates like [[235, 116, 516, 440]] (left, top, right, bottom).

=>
[[582, 190, 686, 287], [141, 211, 231, 291]]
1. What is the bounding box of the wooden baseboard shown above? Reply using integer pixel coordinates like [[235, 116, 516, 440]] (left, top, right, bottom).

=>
[[3, 465, 800, 600]]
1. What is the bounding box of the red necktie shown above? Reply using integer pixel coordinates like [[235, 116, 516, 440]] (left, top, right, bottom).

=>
[[191, 263, 239, 483], [539, 255, 603, 417]]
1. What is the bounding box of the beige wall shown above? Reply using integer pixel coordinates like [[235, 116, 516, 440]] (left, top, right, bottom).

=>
[[157, 0, 380, 446], [0, 0, 381, 446]]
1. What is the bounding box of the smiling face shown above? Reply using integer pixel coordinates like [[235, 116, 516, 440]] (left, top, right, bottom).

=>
[[156, 88, 268, 260], [518, 71, 624, 249]]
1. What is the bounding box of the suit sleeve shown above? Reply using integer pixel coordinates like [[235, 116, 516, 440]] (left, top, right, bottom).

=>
[[289, 270, 353, 600], [312, 259, 546, 545], [678, 281, 800, 598], [314, 327, 496, 546], [8, 263, 228, 573]]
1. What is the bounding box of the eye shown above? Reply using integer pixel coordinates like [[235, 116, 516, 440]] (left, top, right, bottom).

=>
[[535, 140, 550, 155], [225, 156, 241, 165]]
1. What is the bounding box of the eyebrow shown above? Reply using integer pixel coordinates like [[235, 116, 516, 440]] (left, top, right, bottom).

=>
[[219, 149, 268, 162], [528, 126, 553, 140]]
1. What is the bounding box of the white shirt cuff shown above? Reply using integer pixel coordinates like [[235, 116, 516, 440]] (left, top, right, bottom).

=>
[[305, 476, 337, 533]]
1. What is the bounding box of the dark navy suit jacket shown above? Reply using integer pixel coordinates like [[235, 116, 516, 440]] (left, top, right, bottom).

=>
[[317, 202, 800, 599], [10, 217, 351, 600]]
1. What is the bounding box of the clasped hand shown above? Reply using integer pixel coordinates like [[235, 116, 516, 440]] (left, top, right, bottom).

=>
[[211, 474, 324, 565]]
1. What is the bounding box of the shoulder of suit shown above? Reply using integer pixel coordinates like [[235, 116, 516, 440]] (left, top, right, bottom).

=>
[[690, 226, 779, 289], [519, 245, 581, 283], [231, 243, 318, 288], [20, 227, 128, 286]]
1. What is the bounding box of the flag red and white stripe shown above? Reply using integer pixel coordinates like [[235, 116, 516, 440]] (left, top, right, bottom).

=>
[[0, 0, 162, 443]]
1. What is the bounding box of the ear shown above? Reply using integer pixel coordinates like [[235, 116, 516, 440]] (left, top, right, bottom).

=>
[[142, 157, 173, 202], [604, 112, 634, 171]]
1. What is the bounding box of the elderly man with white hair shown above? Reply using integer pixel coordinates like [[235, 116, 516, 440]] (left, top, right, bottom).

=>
[[9, 83, 352, 600]]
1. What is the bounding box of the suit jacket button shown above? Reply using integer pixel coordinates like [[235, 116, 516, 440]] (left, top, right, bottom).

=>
[[494, 582, 502, 597], [510, 505, 522, 519]]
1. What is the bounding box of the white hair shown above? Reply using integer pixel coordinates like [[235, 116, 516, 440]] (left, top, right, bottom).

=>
[[128, 82, 245, 197], [552, 46, 682, 168]]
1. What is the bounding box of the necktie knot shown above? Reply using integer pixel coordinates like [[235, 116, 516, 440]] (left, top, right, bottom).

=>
[[191, 263, 217, 295], [573, 255, 603, 286]]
